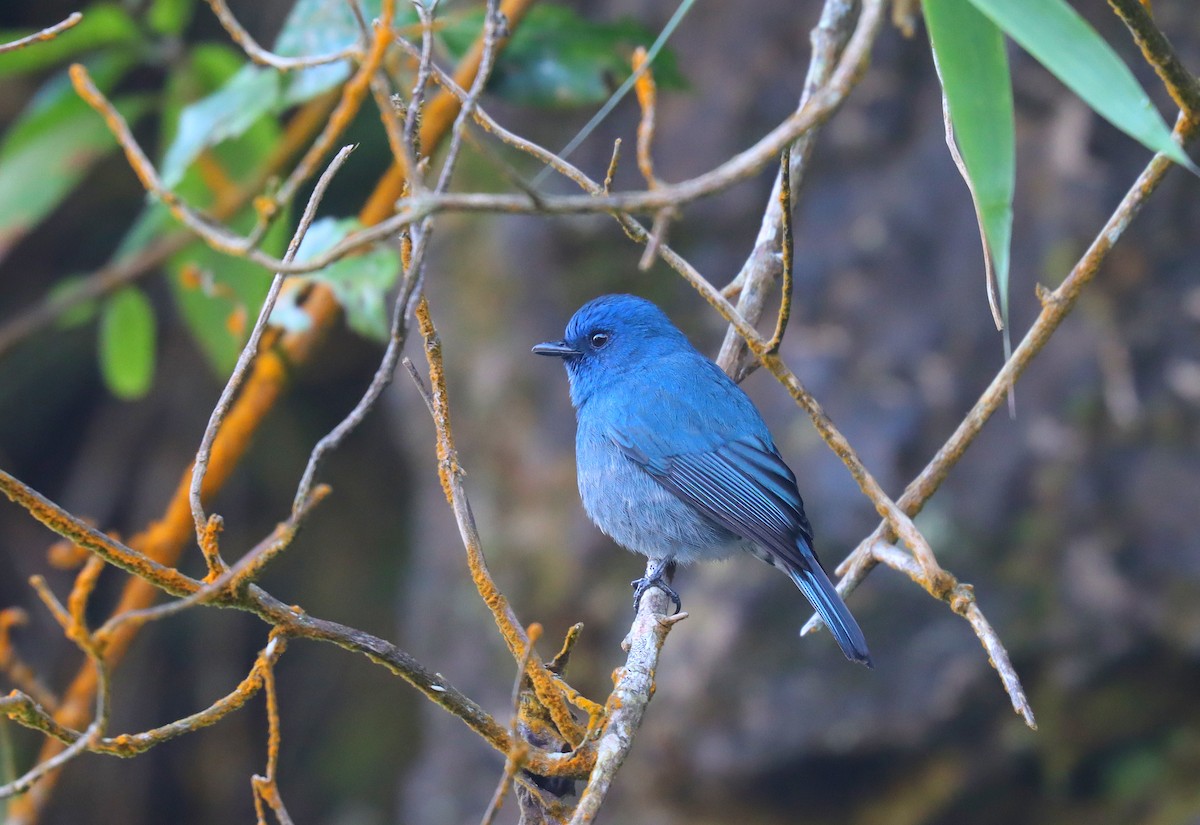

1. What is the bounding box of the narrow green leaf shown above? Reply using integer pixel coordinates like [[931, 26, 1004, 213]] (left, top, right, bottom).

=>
[[99, 287, 156, 400], [925, 0, 1015, 327], [0, 4, 141, 79], [966, 0, 1195, 171]]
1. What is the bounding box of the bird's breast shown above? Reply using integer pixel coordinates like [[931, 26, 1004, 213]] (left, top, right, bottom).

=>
[[574, 422, 743, 563]]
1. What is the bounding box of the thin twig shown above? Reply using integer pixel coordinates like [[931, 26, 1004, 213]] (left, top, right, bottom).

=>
[[765, 146, 794, 354], [567, 567, 685, 824], [71, 0, 881, 279], [190, 144, 357, 541], [0, 582, 110, 800], [414, 297, 587, 748], [603, 139, 622, 194], [1107, 0, 1200, 117], [0, 12, 81, 54], [203, 0, 360, 70]]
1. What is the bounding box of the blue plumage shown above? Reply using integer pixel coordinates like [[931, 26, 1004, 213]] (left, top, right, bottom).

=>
[[534, 294, 871, 667]]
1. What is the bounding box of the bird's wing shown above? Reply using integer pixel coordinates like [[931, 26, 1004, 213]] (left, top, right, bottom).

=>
[[613, 432, 815, 561]]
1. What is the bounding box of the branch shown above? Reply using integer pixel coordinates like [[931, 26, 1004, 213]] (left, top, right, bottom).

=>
[[568, 575, 686, 825], [190, 144, 357, 542], [717, 0, 862, 380], [413, 297, 588, 748], [1107, 0, 1200, 117], [203, 0, 361, 71], [0, 12, 81, 54]]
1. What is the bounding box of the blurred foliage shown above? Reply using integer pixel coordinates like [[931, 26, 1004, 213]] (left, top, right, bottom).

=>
[[0, 0, 683, 393]]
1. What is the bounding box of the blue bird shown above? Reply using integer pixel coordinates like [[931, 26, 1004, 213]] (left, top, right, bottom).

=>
[[533, 294, 871, 666]]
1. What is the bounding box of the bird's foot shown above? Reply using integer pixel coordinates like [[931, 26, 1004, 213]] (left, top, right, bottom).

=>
[[631, 559, 681, 614]]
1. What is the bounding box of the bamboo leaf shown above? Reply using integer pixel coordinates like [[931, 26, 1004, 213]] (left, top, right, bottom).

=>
[[925, 0, 1015, 329], [966, 0, 1195, 171]]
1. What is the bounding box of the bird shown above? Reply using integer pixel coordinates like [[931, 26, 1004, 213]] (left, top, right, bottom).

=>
[[533, 294, 872, 667]]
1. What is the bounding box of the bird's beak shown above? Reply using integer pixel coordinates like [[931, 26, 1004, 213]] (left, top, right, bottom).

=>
[[532, 340, 580, 358]]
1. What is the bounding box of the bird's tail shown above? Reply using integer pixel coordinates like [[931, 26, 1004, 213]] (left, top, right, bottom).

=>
[[785, 541, 873, 668]]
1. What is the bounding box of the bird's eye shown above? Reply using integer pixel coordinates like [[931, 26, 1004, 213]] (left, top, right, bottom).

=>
[[589, 331, 610, 349]]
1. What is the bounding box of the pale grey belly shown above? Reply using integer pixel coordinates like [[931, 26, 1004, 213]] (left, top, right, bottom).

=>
[[576, 433, 750, 564]]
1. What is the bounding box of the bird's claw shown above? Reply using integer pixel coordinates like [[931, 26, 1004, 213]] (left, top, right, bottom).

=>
[[631, 560, 682, 614]]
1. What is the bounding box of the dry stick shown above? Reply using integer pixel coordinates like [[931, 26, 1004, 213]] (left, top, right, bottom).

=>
[[0, 470, 199, 597], [717, 0, 859, 381], [1107, 0, 1200, 117], [0, 12, 81, 54], [204, 0, 360, 70], [765, 146, 794, 354], [0, 474, 580, 776], [632, 46, 660, 190], [413, 298, 588, 749], [603, 139, 622, 194], [567, 580, 686, 825], [2, 633, 286, 759], [190, 145, 357, 541]]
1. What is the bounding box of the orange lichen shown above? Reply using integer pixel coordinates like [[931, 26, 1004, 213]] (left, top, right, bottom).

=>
[[631, 47, 658, 189]]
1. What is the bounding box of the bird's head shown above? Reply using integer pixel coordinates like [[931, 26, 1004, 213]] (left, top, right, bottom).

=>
[[532, 294, 691, 406]]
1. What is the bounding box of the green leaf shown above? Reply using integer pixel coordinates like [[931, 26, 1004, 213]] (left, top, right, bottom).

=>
[[99, 287, 156, 400], [0, 4, 142, 79], [160, 63, 282, 188], [149, 0, 196, 36], [281, 217, 401, 340], [965, 0, 1196, 171], [441, 5, 686, 107], [0, 56, 148, 258], [925, 0, 1015, 326]]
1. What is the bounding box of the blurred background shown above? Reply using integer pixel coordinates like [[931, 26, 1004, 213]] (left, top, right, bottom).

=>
[[2, 1, 1200, 823]]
